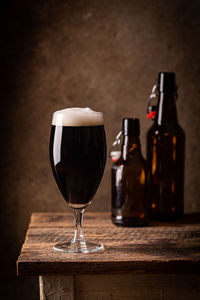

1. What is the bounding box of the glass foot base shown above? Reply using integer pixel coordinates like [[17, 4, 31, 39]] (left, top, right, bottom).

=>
[[53, 241, 104, 253]]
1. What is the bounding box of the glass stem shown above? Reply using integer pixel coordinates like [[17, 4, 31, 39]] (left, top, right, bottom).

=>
[[72, 208, 85, 244]]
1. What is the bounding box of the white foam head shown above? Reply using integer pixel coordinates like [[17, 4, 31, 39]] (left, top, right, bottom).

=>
[[52, 107, 104, 126]]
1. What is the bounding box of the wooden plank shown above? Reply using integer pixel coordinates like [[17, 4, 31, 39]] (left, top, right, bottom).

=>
[[17, 212, 200, 276], [75, 274, 200, 300], [39, 274, 200, 300]]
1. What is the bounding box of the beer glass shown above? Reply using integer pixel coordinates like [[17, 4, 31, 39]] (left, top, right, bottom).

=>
[[49, 107, 106, 253]]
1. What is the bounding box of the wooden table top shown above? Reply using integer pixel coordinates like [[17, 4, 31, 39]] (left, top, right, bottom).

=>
[[17, 212, 200, 276]]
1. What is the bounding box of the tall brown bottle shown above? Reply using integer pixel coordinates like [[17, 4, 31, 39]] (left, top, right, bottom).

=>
[[112, 118, 149, 227], [147, 72, 185, 221]]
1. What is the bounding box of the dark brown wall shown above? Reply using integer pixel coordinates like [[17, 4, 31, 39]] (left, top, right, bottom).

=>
[[1, 0, 200, 299]]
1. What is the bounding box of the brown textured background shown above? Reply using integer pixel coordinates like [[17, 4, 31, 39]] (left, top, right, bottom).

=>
[[0, 0, 200, 299]]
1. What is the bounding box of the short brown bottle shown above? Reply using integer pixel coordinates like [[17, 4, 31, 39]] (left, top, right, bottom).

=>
[[147, 72, 185, 221], [112, 118, 149, 227]]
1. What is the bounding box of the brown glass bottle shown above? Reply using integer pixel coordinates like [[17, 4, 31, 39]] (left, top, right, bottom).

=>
[[112, 118, 149, 227], [147, 72, 185, 221]]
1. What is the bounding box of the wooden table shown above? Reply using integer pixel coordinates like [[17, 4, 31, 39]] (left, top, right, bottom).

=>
[[17, 212, 200, 300]]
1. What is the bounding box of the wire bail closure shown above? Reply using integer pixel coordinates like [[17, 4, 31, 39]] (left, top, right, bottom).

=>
[[110, 130, 123, 162], [112, 130, 123, 148], [147, 84, 158, 120]]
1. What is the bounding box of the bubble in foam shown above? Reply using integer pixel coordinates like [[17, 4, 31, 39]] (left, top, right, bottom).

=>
[[52, 107, 104, 126]]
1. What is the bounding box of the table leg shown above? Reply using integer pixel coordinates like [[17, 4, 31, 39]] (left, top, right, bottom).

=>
[[39, 276, 74, 300]]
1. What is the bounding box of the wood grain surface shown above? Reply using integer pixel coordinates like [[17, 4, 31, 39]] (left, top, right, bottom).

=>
[[17, 212, 200, 276]]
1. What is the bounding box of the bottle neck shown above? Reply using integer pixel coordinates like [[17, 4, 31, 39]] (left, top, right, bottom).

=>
[[122, 135, 141, 160], [155, 91, 178, 126]]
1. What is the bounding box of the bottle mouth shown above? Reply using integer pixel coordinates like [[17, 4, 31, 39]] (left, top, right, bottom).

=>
[[158, 72, 176, 93], [123, 118, 140, 136]]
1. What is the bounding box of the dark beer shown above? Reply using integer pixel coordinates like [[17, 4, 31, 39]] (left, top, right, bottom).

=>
[[49, 109, 106, 209]]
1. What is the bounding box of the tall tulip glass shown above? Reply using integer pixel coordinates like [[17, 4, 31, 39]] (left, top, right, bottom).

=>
[[49, 107, 106, 253]]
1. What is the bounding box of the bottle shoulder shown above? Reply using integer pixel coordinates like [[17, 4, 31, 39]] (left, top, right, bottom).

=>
[[147, 122, 185, 137]]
